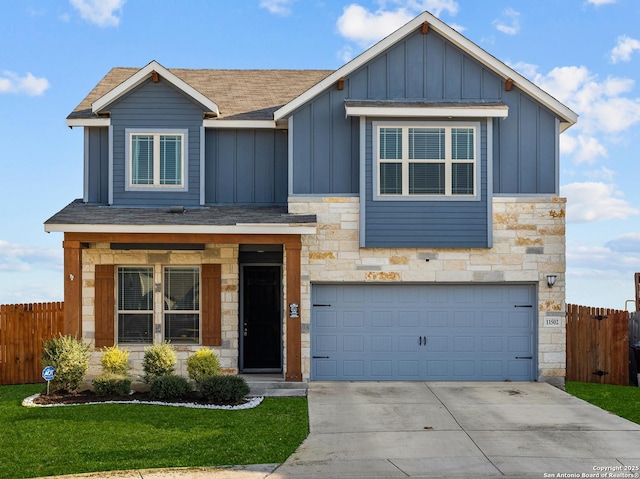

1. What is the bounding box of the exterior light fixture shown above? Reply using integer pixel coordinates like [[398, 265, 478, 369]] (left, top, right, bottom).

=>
[[546, 275, 557, 288]]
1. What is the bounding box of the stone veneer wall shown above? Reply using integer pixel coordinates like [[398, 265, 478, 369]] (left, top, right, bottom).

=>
[[289, 196, 567, 384], [81, 244, 240, 379]]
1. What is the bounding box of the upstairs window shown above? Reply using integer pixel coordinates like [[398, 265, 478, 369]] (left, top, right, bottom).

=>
[[375, 122, 479, 199], [125, 129, 188, 191]]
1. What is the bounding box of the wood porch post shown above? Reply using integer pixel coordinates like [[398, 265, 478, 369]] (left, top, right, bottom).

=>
[[285, 240, 302, 382], [62, 240, 82, 338]]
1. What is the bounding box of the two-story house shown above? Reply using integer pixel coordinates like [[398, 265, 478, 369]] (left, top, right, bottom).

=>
[[45, 11, 577, 385]]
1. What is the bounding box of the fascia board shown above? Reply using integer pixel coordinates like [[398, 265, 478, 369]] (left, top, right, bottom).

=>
[[274, 11, 577, 129], [203, 119, 279, 129], [345, 105, 508, 118], [67, 118, 111, 127], [92, 60, 220, 116], [44, 223, 317, 235]]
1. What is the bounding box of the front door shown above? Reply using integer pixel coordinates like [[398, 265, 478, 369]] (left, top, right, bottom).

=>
[[240, 265, 282, 371]]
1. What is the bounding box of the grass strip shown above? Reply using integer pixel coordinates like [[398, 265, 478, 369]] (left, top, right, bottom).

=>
[[566, 381, 640, 425]]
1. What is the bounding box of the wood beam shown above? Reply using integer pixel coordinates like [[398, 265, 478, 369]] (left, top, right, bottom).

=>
[[64, 232, 303, 247], [285, 240, 302, 382], [62, 239, 83, 338]]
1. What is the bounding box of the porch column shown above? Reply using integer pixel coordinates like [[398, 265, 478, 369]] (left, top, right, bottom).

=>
[[62, 240, 82, 337], [285, 240, 302, 381]]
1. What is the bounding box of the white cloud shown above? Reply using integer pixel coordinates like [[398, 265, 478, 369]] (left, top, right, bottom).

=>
[[610, 35, 640, 63], [0, 71, 50, 96], [259, 0, 295, 16], [70, 0, 125, 27], [493, 8, 520, 35], [560, 182, 640, 223], [606, 232, 640, 253], [0, 240, 62, 273], [587, 0, 617, 5], [560, 134, 607, 164], [336, 0, 460, 49]]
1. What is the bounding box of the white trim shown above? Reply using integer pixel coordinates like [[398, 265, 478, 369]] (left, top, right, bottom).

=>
[[92, 61, 219, 116], [67, 118, 111, 127], [274, 12, 577, 130], [346, 105, 508, 119], [203, 119, 280, 129], [44, 223, 317, 235]]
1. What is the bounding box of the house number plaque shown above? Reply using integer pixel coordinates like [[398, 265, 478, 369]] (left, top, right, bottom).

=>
[[289, 303, 299, 318]]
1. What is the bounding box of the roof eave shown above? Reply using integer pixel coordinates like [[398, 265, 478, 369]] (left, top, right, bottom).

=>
[[44, 223, 317, 235]]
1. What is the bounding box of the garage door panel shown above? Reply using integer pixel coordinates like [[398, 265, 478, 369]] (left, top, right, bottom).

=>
[[311, 284, 536, 381]]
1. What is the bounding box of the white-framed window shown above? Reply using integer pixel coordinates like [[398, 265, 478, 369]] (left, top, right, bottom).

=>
[[125, 129, 188, 191], [374, 121, 479, 200], [116, 265, 200, 344]]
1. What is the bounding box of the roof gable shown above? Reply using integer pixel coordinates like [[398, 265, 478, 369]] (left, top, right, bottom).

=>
[[274, 11, 577, 131]]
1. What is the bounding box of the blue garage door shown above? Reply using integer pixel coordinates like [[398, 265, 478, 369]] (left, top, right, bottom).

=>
[[311, 284, 536, 381]]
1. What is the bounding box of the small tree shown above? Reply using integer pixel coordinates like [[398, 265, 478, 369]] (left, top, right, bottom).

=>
[[41, 334, 91, 393], [187, 348, 220, 385], [142, 342, 177, 383], [93, 345, 131, 396]]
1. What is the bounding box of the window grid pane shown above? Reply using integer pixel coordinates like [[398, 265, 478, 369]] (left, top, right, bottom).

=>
[[451, 128, 474, 160], [409, 163, 445, 194], [380, 162, 402, 194], [131, 136, 154, 185], [379, 128, 402, 159], [164, 267, 200, 343], [160, 135, 182, 185], [452, 163, 474, 195], [409, 128, 445, 160], [117, 267, 154, 344]]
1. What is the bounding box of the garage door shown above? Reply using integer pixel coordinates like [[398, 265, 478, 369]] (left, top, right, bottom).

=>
[[311, 284, 536, 381]]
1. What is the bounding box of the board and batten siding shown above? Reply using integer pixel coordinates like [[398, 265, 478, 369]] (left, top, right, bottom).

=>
[[108, 78, 203, 207], [290, 26, 560, 199], [84, 127, 109, 205], [364, 118, 489, 248], [204, 129, 288, 205]]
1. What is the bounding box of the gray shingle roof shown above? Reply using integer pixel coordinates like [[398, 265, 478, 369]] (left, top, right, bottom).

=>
[[68, 68, 334, 121], [45, 200, 316, 226]]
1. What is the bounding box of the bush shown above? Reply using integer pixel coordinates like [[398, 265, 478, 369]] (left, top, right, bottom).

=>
[[41, 335, 91, 393], [149, 374, 191, 400], [199, 375, 250, 404], [142, 342, 177, 383], [187, 349, 220, 384], [93, 373, 132, 396], [100, 346, 130, 375]]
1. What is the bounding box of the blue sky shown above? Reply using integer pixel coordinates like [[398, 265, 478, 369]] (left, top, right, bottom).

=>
[[1, 0, 639, 309]]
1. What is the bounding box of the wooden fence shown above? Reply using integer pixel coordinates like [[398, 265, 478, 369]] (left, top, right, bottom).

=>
[[630, 311, 640, 386], [566, 304, 629, 385], [0, 302, 65, 385]]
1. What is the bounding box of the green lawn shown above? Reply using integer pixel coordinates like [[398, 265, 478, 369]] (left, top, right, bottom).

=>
[[0, 384, 309, 479], [566, 381, 640, 425]]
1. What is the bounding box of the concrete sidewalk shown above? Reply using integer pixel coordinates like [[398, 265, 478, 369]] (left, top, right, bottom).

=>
[[271, 382, 640, 478], [41, 382, 640, 479]]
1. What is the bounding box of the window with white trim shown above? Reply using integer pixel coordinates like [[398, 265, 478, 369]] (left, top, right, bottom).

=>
[[117, 265, 200, 344], [125, 129, 187, 190], [375, 122, 478, 198]]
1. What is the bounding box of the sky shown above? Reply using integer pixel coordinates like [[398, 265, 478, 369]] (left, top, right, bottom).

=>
[[1, 0, 639, 310]]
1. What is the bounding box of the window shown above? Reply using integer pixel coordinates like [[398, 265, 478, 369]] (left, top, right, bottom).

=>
[[116, 265, 200, 344], [125, 129, 187, 190], [375, 122, 478, 199]]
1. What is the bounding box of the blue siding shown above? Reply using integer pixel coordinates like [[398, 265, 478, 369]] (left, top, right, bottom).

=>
[[86, 127, 109, 204], [364, 119, 489, 248], [204, 129, 287, 205], [291, 27, 560, 197], [109, 79, 203, 206]]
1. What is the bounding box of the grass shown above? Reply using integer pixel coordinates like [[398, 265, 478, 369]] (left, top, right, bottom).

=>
[[0, 384, 309, 479], [566, 381, 640, 425]]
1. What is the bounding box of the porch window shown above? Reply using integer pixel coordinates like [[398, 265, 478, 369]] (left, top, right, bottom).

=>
[[125, 129, 188, 191], [375, 122, 479, 199], [164, 267, 200, 343], [117, 267, 154, 344]]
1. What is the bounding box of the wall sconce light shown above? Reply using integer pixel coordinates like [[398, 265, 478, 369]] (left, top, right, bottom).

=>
[[69, 273, 74, 281], [546, 274, 557, 288]]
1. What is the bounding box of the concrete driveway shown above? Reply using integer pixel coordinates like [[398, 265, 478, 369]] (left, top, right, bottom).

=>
[[270, 382, 640, 478]]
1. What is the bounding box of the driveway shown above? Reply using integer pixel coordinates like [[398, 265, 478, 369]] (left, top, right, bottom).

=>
[[270, 382, 640, 478]]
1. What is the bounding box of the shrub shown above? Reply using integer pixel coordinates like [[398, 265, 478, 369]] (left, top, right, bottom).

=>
[[41, 334, 91, 393], [199, 375, 250, 404], [187, 349, 220, 384], [149, 374, 191, 400], [142, 342, 177, 383], [93, 373, 132, 396], [100, 346, 130, 375]]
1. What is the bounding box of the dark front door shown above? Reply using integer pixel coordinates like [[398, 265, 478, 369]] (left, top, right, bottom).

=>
[[241, 265, 282, 371]]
